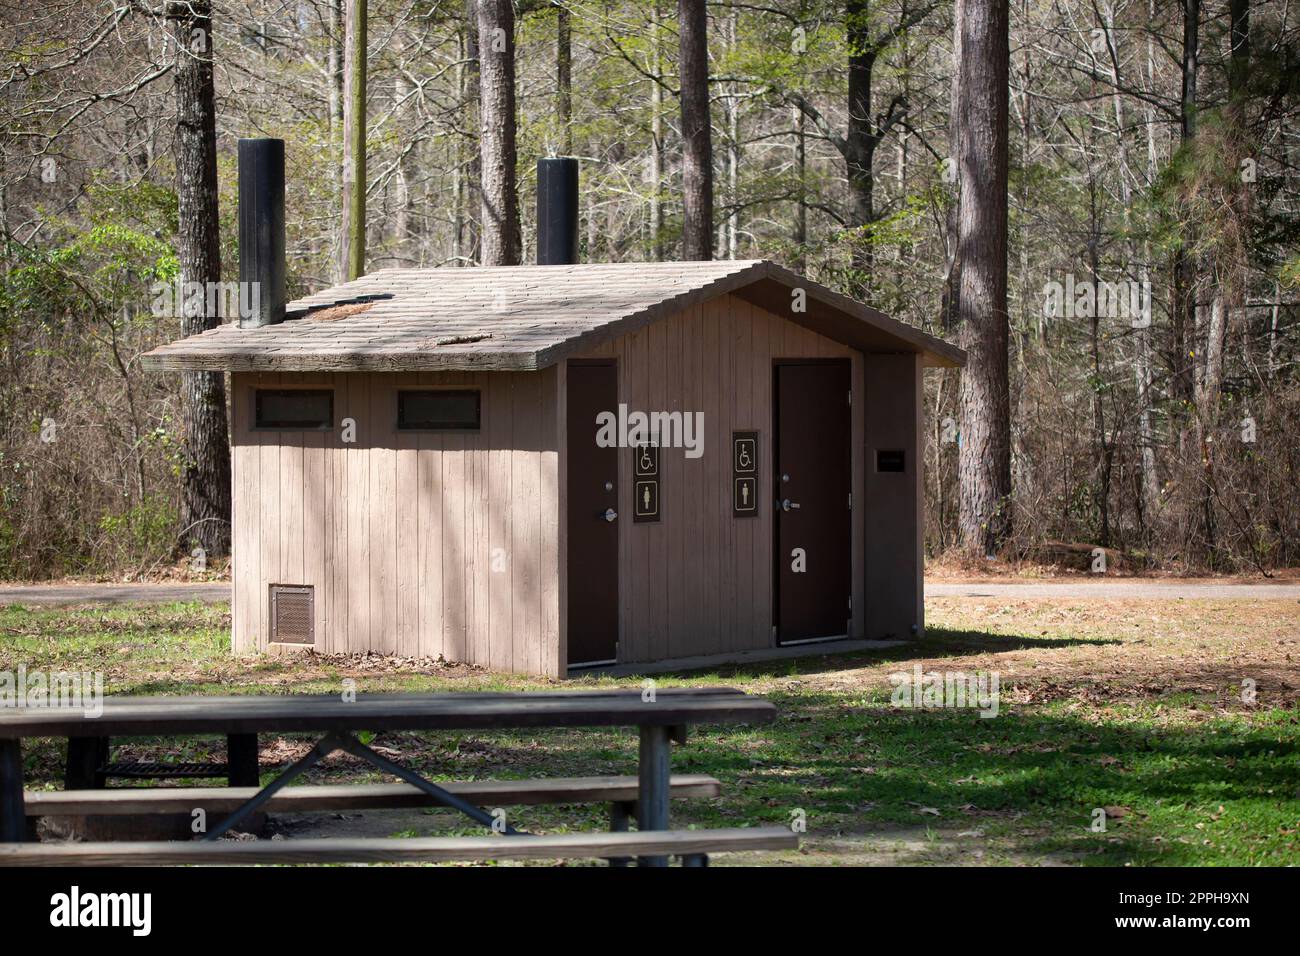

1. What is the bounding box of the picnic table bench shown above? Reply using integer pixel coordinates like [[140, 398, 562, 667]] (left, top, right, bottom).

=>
[[0, 688, 795, 867]]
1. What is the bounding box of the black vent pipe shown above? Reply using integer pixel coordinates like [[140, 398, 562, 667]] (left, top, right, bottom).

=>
[[536, 157, 579, 265], [238, 138, 286, 328]]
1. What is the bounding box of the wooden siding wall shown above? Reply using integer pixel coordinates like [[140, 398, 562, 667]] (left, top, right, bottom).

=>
[[573, 293, 865, 664], [863, 353, 924, 639], [231, 369, 562, 676]]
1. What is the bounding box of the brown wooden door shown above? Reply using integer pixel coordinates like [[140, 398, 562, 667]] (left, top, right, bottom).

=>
[[774, 360, 852, 643], [566, 361, 620, 665]]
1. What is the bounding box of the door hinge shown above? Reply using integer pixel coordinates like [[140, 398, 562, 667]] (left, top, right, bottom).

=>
[[848, 596, 853, 611], [847, 492, 852, 510], [847, 389, 852, 406]]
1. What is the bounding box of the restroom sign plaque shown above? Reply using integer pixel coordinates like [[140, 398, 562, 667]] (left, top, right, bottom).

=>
[[733, 431, 758, 517], [633, 444, 660, 522]]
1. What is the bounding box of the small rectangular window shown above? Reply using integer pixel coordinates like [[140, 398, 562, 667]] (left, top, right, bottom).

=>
[[254, 389, 333, 430], [397, 390, 481, 430]]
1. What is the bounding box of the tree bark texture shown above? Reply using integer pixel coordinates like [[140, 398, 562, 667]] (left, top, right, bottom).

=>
[[170, 0, 232, 558], [342, 0, 367, 280], [476, 0, 520, 266], [954, 0, 1012, 556], [678, 0, 713, 260]]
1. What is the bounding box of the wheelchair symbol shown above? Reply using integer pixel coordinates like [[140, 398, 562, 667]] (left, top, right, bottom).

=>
[[734, 437, 756, 474]]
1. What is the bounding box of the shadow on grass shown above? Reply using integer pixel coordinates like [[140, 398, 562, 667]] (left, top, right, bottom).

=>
[[634, 627, 1123, 683], [683, 690, 1298, 864]]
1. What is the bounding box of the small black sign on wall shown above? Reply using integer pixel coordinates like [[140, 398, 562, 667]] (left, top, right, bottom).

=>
[[876, 449, 906, 473], [633, 444, 660, 522], [733, 431, 759, 517]]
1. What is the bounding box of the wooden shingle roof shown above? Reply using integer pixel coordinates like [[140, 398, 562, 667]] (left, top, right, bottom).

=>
[[140, 259, 964, 372]]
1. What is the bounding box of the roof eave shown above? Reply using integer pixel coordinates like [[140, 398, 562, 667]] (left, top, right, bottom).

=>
[[138, 351, 544, 373]]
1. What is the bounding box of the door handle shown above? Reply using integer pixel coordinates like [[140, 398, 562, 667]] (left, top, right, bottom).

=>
[[780, 499, 801, 512], [601, 508, 618, 522]]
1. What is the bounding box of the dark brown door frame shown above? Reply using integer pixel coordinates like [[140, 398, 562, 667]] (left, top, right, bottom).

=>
[[771, 358, 853, 646]]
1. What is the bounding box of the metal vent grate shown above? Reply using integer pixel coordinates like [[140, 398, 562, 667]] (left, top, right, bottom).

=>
[[270, 585, 314, 645]]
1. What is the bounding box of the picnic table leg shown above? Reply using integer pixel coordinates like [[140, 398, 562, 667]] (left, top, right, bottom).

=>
[[227, 734, 259, 787], [65, 736, 109, 790], [607, 800, 634, 867], [636, 725, 671, 867], [0, 739, 25, 842]]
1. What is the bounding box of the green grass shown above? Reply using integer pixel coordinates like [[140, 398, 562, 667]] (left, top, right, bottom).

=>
[[2, 601, 1297, 865]]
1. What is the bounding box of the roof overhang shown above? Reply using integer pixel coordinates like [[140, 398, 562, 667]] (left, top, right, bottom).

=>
[[140, 260, 965, 373]]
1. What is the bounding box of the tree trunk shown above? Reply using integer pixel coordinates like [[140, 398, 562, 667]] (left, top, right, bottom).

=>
[[1191, 0, 1250, 562], [678, 0, 713, 260], [557, 3, 572, 155], [1109, 0, 1160, 522], [341, 0, 367, 280], [793, 104, 807, 270], [460, 8, 481, 264], [328, 0, 344, 270], [476, 0, 520, 266], [845, 0, 875, 284], [1086, 183, 1113, 547], [394, 37, 415, 265], [1170, 0, 1199, 413], [169, 0, 231, 558], [328, 0, 343, 131], [954, 0, 1012, 556], [724, 10, 739, 259], [940, 0, 964, 331], [649, 3, 665, 260]]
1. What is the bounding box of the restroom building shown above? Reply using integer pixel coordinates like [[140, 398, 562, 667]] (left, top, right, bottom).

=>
[[142, 145, 965, 676]]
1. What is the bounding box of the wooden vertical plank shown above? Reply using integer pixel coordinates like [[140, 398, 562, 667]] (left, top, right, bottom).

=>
[[616, 344, 631, 665], [751, 307, 774, 649], [663, 310, 685, 660], [303, 414, 326, 648], [228, 373, 241, 653], [440, 371, 470, 663], [627, 330, 650, 663], [258, 374, 281, 651], [470, 372, 490, 667], [487, 374, 513, 671], [850, 351, 866, 638], [718, 298, 736, 652], [543, 364, 563, 677], [395, 373, 420, 658], [701, 303, 722, 656], [369, 373, 397, 654], [732, 297, 755, 652], [279, 394, 305, 588], [415, 371, 439, 659], [315, 375, 332, 653], [327, 374, 348, 653], [347, 373, 371, 653], [441, 418, 466, 664], [510, 373, 542, 674], [646, 317, 668, 661], [685, 305, 707, 652], [231, 373, 258, 653]]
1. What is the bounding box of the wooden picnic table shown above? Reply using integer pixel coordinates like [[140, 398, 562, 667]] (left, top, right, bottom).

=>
[[0, 687, 776, 864]]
